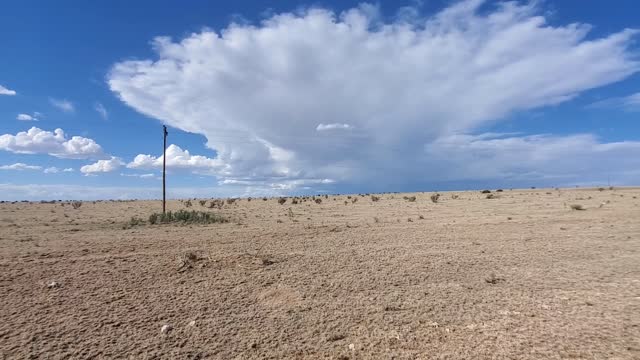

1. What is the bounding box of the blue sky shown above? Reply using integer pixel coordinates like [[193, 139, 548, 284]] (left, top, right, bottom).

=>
[[1, 0, 639, 200]]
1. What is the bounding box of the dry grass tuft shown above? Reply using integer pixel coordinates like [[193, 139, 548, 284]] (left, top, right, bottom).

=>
[[71, 201, 82, 209], [278, 198, 287, 205], [371, 195, 380, 202], [570, 204, 586, 211], [430, 194, 440, 203], [404, 196, 417, 202]]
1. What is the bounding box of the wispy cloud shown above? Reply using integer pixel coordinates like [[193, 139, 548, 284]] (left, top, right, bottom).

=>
[[0, 163, 42, 171], [316, 123, 353, 131], [94, 102, 108, 120], [0, 84, 16, 96], [589, 92, 640, 111], [49, 98, 75, 113]]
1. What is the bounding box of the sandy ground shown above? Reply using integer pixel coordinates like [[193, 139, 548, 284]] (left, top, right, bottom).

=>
[[0, 188, 639, 359]]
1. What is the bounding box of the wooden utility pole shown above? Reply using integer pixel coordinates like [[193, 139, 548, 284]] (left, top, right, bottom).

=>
[[162, 125, 168, 214]]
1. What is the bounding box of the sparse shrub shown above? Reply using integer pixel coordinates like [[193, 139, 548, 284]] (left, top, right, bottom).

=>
[[247, 197, 252, 202], [207, 199, 224, 209], [71, 201, 82, 209], [347, 196, 352, 199], [486, 194, 497, 199], [481, 190, 491, 194], [148, 210, 228, 224], [430, 194, 440, 203], [598, 187, 605, 192], [263, 197, 268, 201], [184, 200, 192, 208], [419, 215, 425, 220], [199, 200, 207, 206], [405, 196, 416, 202], [570, 204, 585, 211], [371, 195, 380, 202], [226, 198, 236, 205], [278, 197, 287, 205], [351, 197, 358, 204], [451, 194, 459, 200], [373, 217, 380, 223], [315, 198, 322, 204], [496, 189, 503, 192], [292, 199, 299, 205]]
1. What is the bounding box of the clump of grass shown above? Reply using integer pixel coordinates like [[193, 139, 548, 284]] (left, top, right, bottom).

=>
[[226, 198, 236, 205], [570, 204, 586, 211], [430, 194, 440, 203], [315, 198, 322, 204], [278, 197, 287, 205], [148, 210, 228, 225], [404, 196, 417, 202], [486, 194, 497, 199], [71, 201, 82, 209], [451, 194, 459, 200], [371, 195, 380, 202], [184, 200, 192, 208], [419, 215, 425, 220], [291, 199, 299, 205], [351, 197, 358, 204], [199, 200, 207, 206]]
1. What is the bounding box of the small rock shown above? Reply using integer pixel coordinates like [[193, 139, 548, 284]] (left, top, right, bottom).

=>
[[47, 281, 60, 289], [161, 324, 173, 334], [348, 343, 355, 351], [188, 320, 196, 327]]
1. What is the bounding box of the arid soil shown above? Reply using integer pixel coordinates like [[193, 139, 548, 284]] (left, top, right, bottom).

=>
[[1, 188, 639, 359]]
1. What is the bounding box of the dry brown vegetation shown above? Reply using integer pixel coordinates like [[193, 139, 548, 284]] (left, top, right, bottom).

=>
[[1, 187, 639, 358]]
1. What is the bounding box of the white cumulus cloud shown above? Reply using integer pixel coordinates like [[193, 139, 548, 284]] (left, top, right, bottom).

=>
[[0, 127, 105, 159], [108, 1, 640, 189], [16, 113, 38, 121], [43, 167, 60, 174], [80, 157, 124, 175], [0, 163, 42, 171], [127, 144, 224, 172], [0, 85, 16, 96]]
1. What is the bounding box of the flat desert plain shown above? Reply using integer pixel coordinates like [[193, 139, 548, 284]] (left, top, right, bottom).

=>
[[1, 188, 639, 359]]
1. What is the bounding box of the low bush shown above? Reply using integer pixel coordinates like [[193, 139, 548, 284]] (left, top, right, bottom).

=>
[[148, 210, 228, 225]]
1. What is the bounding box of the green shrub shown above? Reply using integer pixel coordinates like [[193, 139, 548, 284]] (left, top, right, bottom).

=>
[[148, 210, 228, 225]]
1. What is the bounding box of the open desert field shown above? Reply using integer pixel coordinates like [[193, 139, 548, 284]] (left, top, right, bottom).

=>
[[0, 188, 639, 359]]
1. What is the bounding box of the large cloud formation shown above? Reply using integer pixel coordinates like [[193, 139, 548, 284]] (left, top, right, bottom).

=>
[[109, 0, 640, 190]]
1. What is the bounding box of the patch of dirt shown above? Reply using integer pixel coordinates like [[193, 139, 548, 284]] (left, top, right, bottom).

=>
[[1, 188, 639, 358]]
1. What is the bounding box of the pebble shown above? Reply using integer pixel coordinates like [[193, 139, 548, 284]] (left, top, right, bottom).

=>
[[47, 281, 60, 289], [188, 320, 196, 327], [161, 324, 173, 334], [348, 344, 355, 351]]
